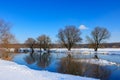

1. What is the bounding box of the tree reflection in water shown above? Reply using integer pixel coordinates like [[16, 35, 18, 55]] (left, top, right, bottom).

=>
[[58, 54, 84, 75], [58, 55, 111, 80], [84, 63, 111, 80], [24, 52, 51, 68], [37, 52, 51, 68], [24, 52, 35, 64]]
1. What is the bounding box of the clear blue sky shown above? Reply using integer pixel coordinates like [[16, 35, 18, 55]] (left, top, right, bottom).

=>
[[0, 0, 120, 43]]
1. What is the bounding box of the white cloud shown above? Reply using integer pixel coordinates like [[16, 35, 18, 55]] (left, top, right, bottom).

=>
[[79, 25, 88, 30]]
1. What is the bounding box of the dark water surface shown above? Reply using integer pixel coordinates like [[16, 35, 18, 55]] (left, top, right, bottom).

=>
[[13, 52, 120, 80]]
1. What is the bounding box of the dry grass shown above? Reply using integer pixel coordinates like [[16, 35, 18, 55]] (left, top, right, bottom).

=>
[[0, 49, 12, 61]]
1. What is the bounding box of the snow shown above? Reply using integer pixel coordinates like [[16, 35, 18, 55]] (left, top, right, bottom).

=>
[[51, 48, 120, 51], [0, 59, 98, 80], [75, 59, 117, 66], [51, 48, 120, 55], [18, 48, 120, 55]]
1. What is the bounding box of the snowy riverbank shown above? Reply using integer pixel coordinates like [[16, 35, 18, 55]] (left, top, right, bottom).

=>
[[0, 59, 98, 80], [51, 48, 120, 54]]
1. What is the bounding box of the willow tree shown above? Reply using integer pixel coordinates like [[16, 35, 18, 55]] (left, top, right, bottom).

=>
[[57, 26, 82, 51], [25, 38, 36, 53], [0, 19, 17, 59], [37, 35, 51, 51], [0, 19, 17, 50], [87, 27, 110, 58]]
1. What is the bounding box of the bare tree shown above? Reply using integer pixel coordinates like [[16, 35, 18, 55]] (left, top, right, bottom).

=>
[[37, 35, 51, 51], [37, 36, 42, 52], [87, 27, 110, 58], [25, 38, 36, 53], [0, 20, 10, 40], [0, 19, 17, 60], [0, 20, 17, 49], [57, 26, 82, 51], [1, 33, 17, 52]]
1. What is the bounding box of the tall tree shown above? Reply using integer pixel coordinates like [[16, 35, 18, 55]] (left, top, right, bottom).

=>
[[57, 26, 82, 51], [0, 19, 17, 50], [37, 36, 42, 52], [25, 38, 36, 53], [0, 19, 17, 59], [87, 27, 110, 58], [37, 35, 51, 51]]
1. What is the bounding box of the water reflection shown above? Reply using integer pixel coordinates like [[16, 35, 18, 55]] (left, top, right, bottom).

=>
[[37, 52, 51, 68], [58, 55, 111, 80], [24, 53, 35, 64], [13, 52, 120, 80], [58, 54, 83, 75], [24, 52, 51, 68], [85, 64, 111, 80]]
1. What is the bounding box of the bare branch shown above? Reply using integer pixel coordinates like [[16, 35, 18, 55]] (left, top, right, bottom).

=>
[[57, 25, 82, 51], [87, 26, 110, 51]]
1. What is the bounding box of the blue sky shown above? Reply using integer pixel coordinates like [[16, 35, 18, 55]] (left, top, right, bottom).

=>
[[0, 0, 120, 43]]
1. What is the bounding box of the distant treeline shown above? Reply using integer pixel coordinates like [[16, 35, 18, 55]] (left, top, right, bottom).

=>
[[0, 42, 120, 48]]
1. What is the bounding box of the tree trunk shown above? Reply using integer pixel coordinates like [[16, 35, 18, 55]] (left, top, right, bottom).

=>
[[31, 48, 34, 53], [95, 48, 98, 52], [94, 44, 99, 59], [39, 47, 41, 52], [68, 47, 71, 51], [44, 48, 46, 51], [94, 51, 99, 59]]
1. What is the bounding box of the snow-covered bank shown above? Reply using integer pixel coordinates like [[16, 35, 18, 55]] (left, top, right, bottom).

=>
[[74, 59, 117, 66], [51, 48, 120, 54], [0, 59, 98, 80], [51, 48, 120, 51], [18, 48, 120, 55]]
